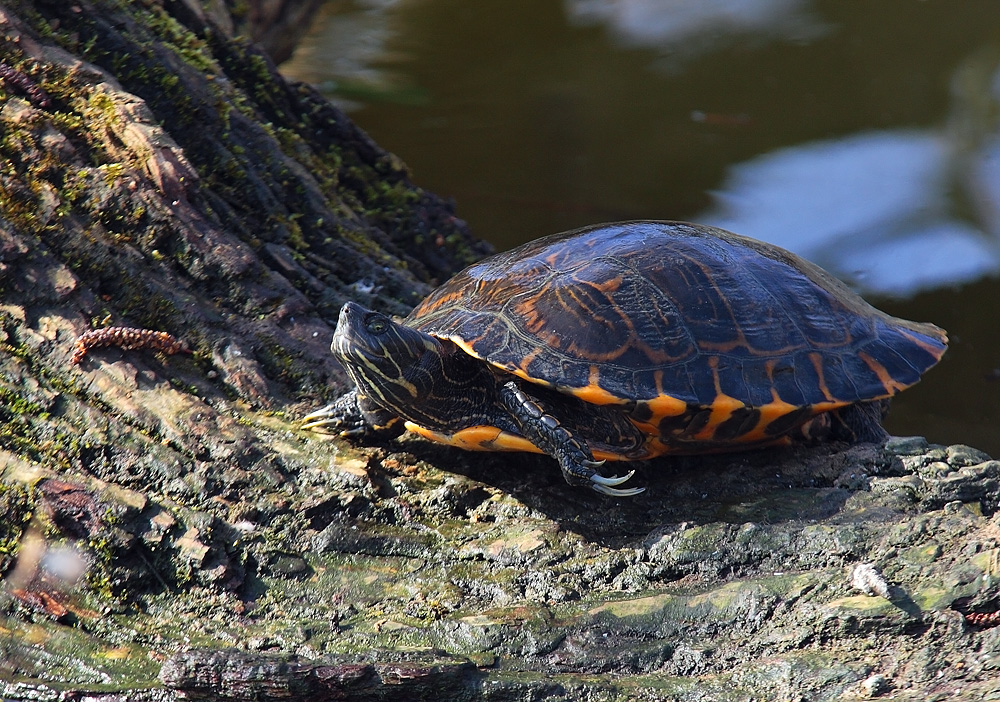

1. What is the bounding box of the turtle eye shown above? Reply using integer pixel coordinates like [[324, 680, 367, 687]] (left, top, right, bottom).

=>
[[364, 313, 389, 335]]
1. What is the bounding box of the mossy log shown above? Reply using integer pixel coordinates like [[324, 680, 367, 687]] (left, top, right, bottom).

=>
[[2, 2, 1000, 701]]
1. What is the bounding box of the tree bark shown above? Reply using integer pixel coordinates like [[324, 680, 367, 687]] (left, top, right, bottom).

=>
[[2, 2, 1000, 701]]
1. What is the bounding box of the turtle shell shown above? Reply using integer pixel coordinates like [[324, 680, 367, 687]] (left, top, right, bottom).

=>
[[406, 221, 947, 451]]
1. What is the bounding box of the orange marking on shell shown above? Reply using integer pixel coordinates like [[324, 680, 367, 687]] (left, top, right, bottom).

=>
[[694, 398, 744, 441], [899, 327, 948, 359], [746, 400, 837, 443], [544, 250, 563, 267], [441, 334, 487, 363], [446, 330, 690, 423], [691, 357, 746, 441], [858, 351, 908, 395], [518, 346, 544, 376], [591, 274, 624, 293], [647, 372, 688, 420], [764, 359, 778, 385], [686, 256, 800, 358], [512, 276, 691, 366], [808, 352, 837, 402], [754, 359, 843, 440], [567, 380, 629, 406], [739, 405, 794, 443], [763, 395, 804, 421], [703, 338, 817, 357], [411, 287, 467, 316], [630, 395, 689, 441], [696, 333, 756, 354]]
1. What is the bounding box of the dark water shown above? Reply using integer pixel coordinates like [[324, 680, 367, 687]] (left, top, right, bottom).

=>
[[283, 0, 1000, 455]]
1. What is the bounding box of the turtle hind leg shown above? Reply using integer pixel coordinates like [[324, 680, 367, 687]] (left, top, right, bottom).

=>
[[829, 400, 891, 443], [498, 381, 644, 497]]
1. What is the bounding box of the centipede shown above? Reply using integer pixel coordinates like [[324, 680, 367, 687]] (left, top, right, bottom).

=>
[[71, 327, 191, 364], [965, 611, 1000, 628]]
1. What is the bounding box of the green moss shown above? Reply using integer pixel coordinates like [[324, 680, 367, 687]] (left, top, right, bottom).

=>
[[98, 162, 127, 187], [0, 380, 74, 470], [254, 335, 308, 387], [0, 387, 46, 418], [139, 5, 218, 75], [0, 482, 35, 575], [0, 343, 53, 461], [83, 509, 125, 599], [283, 213, 309, 253]]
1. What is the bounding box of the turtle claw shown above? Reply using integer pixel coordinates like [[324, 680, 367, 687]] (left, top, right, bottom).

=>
[[589, 469, 635, 487], [591, 483, 646, 497], [302, 391, 381, 436], [301, 403, 338, 431], [588, 469, 645, 497]]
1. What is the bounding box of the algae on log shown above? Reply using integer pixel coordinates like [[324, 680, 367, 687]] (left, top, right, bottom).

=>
[[2, 1, 1000, 701]]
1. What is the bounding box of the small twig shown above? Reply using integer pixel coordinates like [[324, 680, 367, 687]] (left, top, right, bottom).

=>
[[71, 327, 191, 364]]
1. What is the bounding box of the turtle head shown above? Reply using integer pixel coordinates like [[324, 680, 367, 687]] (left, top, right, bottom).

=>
[[332, 301, 444, 418]]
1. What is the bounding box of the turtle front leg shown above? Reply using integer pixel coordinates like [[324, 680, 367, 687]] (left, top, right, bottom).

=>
[[302, 389, 403, 440], [499, 381, 644, 497]]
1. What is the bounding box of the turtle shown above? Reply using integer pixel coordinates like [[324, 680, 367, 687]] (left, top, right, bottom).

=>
[[303, 221, 948, 496]]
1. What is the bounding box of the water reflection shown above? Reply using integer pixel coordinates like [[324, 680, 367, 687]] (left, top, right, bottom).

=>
[[566, 0, 826, 63], [701, 48, 1000, 296], [282, 0, 419, 109], [702, 129, 1000, 296]]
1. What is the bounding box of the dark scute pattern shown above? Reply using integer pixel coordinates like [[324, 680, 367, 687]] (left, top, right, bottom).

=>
[[763, 405, 815, 436], [714, 356, 752, 402], [655, 364, 699, 405], [837, 352, 886, 397], [713, 407, 763, 442], [658, 405, 714, 439], [871, 344, 924, 388], [874, 319, 944, 378], [738, 255, 856, 348], [815, 353, 852, 400], [655, 237, 814, 354], [742, 362, 779, 407], [407, 221, 946, 409], [684, 362, 720, 407]]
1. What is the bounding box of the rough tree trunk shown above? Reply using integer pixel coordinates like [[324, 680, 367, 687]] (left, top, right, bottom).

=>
[[2, 2, 1000, 701]]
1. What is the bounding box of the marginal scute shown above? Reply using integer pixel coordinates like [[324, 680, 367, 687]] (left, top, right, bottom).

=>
[[713, 406, 763, 442]]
